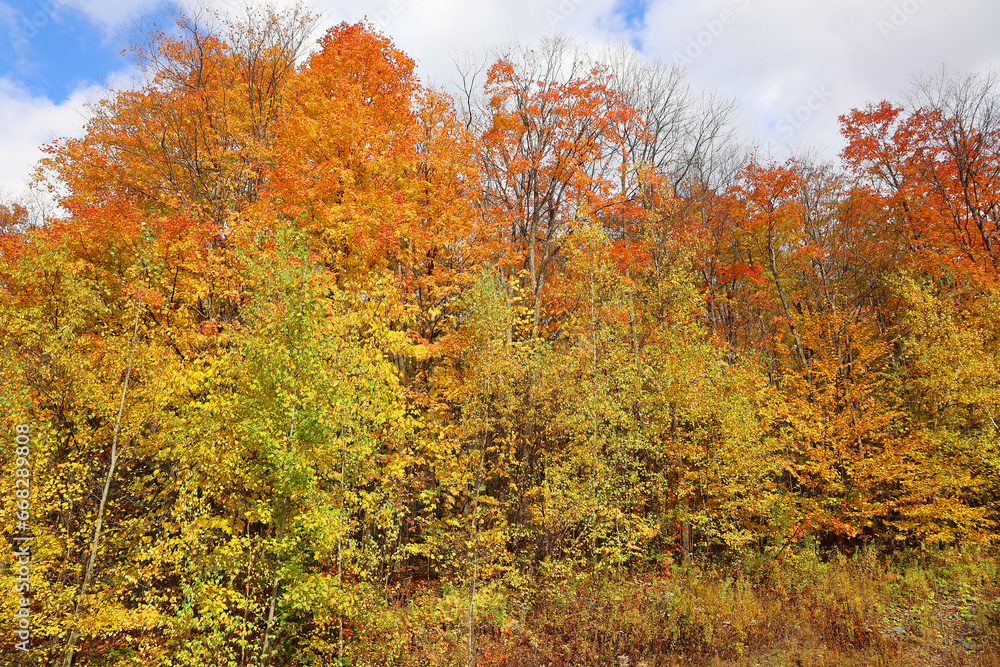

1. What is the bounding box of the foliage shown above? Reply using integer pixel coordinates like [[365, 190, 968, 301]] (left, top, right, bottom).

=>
[[1, 10, 998, 663]]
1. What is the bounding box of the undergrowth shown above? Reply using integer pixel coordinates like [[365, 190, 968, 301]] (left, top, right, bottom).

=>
[[347, 545, 1000, 667]]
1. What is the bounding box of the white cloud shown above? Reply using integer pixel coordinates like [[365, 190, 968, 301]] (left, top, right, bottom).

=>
[[638, 0, 1000, 159], [62, 0, 168, 36], [0, 1, 18, 32], [208, 0, 623, 86], [228, 0, 1000, 160], [0, 76, 114, 197]]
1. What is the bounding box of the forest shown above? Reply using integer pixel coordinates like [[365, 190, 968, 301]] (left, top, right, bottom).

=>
[[1, 5, 998, 666]]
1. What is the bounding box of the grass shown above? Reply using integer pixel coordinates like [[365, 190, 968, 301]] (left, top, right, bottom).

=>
[[362, 545, 1000, 667]]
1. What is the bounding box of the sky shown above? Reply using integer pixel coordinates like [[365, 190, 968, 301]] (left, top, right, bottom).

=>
[[2, 0, 1000, 199]]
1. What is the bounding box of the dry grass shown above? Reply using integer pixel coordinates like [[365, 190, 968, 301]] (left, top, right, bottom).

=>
[[366, 546, 999, 667]]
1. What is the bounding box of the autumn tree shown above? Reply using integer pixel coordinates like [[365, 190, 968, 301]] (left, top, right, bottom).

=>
[[466, 37, 639, 338], [38, 4, 318, 227], [840, 68, 1000, 284]]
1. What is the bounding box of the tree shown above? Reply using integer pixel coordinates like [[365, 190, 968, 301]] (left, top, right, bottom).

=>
[[38, 5, 318, 228], [470, 37, 638, 338], [840, 68, 1000, 284]]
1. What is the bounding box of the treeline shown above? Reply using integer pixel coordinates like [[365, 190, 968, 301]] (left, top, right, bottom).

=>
[[1, 5, 998, 665]]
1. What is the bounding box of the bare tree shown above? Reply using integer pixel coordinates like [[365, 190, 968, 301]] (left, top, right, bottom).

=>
[[600, 43, 745, 192]]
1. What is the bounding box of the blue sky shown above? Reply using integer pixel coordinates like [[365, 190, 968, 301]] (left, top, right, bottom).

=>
[[5, 1, 125, 103], [2, 0, 177, 101], [3, 0, 1000, 199], [613, 0, 649, 31]]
